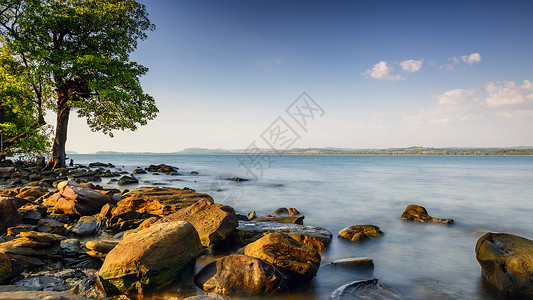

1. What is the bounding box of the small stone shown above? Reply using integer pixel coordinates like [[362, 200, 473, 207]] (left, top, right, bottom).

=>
[[339, 225, 383, 242]]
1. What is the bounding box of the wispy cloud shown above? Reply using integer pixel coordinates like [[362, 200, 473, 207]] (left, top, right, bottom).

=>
[[442, 52, 482, 70], [364, 61, 405, 81], [404, 79, 533, 127], [399, 59, 423, 73]]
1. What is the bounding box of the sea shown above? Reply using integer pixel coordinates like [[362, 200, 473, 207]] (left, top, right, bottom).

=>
[[68, 153, 533, 299]]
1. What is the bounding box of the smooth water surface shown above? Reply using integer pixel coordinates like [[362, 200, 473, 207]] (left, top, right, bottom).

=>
[[69, 154, 533, 299]]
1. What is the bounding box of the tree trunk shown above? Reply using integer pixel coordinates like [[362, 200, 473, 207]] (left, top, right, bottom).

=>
[[44, 92, 70, 170]]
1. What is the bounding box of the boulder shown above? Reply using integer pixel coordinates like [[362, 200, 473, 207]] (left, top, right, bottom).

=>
[[401, 204, 454, 225], [17, 203, 47, 225], [328, 257, 374, 270], [14, 186, 49, 201], [117, 175, 138, 185], [476, 232, 533, 298], [0, 253, 24, 283], [0, 197, 23, 235], [0, 231, 65, 266], [117, 186, 214, 217], [234, 220, 332, 251], [85, 240, 119, 253], [338, 225, 383, 242], [46, 181, 113, 216], [244, 232, 321, 281], [71, 216, 100, 236], [329, 279, 401, 300], [156, 199, 238, 247], [194, 254, 285, 295], [132, 168, 147, 174], [98, 221, 204, 294], [36, 218, 67, 236], [59, 239, 84, 258], [270, 207, 300, 216]]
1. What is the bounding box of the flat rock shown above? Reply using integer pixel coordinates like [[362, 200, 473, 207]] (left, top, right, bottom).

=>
[[329, 279, 401, 300], [401, 204, 454, 225], [244, 232, 321, 281], [194, 254, 285, 295], [85, 240, 118, 253], [117, 186, 214, 217], [14, 275, 70, 291], [328, 257, 374, 269], [98, 221, 204, 294], [156, 199, 238, 247], [256, 215, 304, 225], [476, 232, 533, 298]]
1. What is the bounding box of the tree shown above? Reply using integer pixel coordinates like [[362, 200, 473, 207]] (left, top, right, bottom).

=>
[[0, 0, 158, 169], [0, 42, 50, 156]]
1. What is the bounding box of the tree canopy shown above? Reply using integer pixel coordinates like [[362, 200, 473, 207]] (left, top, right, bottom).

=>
[[0, 0, 158, 168]]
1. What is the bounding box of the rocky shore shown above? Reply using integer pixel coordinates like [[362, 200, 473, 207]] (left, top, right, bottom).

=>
[[0, 159, 531, 299]]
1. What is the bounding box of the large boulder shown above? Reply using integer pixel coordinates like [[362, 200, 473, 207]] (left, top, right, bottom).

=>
[[234, 220, 332, 251], [0, 197, 23, 235], [156, 200, 238, 247], [338, 225, 383, 242], [244, 232, 321, 281], [117, 187, 214, 217], [329, 279, 401, 300], [401, 204, 454, 225], [476, 232, 533, 298], [194, 254, 285, 295], [43, 181, 113, 216], [98, 221, 204, 294], [0, 253, 24, 283]]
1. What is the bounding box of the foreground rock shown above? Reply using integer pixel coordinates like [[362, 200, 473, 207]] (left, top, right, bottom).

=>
[[234, 220, 332, 251], [0, 231, 66, 266], [194, 254, 285, 295], [98, 221, 204, 294], [117, 186, 214, 216], [0, 291, 87, 300], [43, 181, 113, 215], [338, 225, 383, 242], [329, 279, 400, 300], [244, 232, 321, 281], [156, 200, 238, 247], [0, 253, 24, 283], [476, 232, 533, 298], [401, 204, 454, 225]]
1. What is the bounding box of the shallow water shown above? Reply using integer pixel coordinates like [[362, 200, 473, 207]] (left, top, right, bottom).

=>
[[69, 154, 533, 299]]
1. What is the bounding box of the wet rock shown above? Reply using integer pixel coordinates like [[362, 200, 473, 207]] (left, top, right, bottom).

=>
[[476, 232, 533, 298], [117, 186, 214, 217], [18, 203, 47, 225], [0, 197, 23, 235], [0, 231, 65, 266], [117, 175, 138, 185], [256, 215, 304, 225], [329, 279, 401, 300], [89, 162, 114, 168], [36, 218, 67, 236], [270, 207, 300, 216], [132, 168, 147, 174], [244, 232, 321, 281], [0, 253, 24, 283], [98, 221, 204, 294], [71, 216, 100, 236], [0, 291, 87, 299], [234, 220, 333, 251], [64, 254, 102, 269], [60, 239, 84, 258], [190, 171, 199, 175], [225, 177, 248, 182], [248, 211, 257, 220], [85, 240, 119, 254], [14, 275, 70, 292], [328, 257, 374, 270], [339, 225, 383, 242], [156, 199, 238, 247], [194, 254, 285, 295], [401, 204, 454, 225], [44, 180, 113, 216]]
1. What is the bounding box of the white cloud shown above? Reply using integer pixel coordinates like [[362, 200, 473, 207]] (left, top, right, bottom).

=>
[[484, 80, 533, 107], [399, 59, 423, 73], [460, 53, 481, 65], [364, 61, 405, 81], [442, 52, 482, 70]]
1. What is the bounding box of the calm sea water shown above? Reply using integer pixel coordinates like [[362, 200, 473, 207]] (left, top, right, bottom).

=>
[[69, 154, 533, 299]]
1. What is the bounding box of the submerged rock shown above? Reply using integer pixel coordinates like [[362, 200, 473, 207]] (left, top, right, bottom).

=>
[[234, 220, 333, 251], [156, 199, 238, 247], [244, 232, 321, 281], [401, 204, 454, 225], [328, 257, 374, 270], [117, 186, 214, 217], [98, 221, 204, 294], [117, 175, 138, 185], [329, 279, 401, 300], [476, 232, 533, 298], [194, 254, 285, 295], [338, 225, 383, 242], [256, 215, 304, 225]]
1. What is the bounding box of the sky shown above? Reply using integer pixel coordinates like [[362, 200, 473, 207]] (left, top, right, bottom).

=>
[[63, 0, 533, 153]]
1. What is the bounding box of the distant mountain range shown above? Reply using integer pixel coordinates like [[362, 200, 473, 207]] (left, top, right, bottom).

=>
[[89, 146, 533, 155]]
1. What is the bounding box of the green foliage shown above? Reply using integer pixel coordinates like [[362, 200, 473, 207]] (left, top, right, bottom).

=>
[[1, 0, 158, 136]]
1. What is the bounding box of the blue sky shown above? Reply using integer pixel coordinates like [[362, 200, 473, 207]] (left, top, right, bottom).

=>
[[65, 0, 533, 153]]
